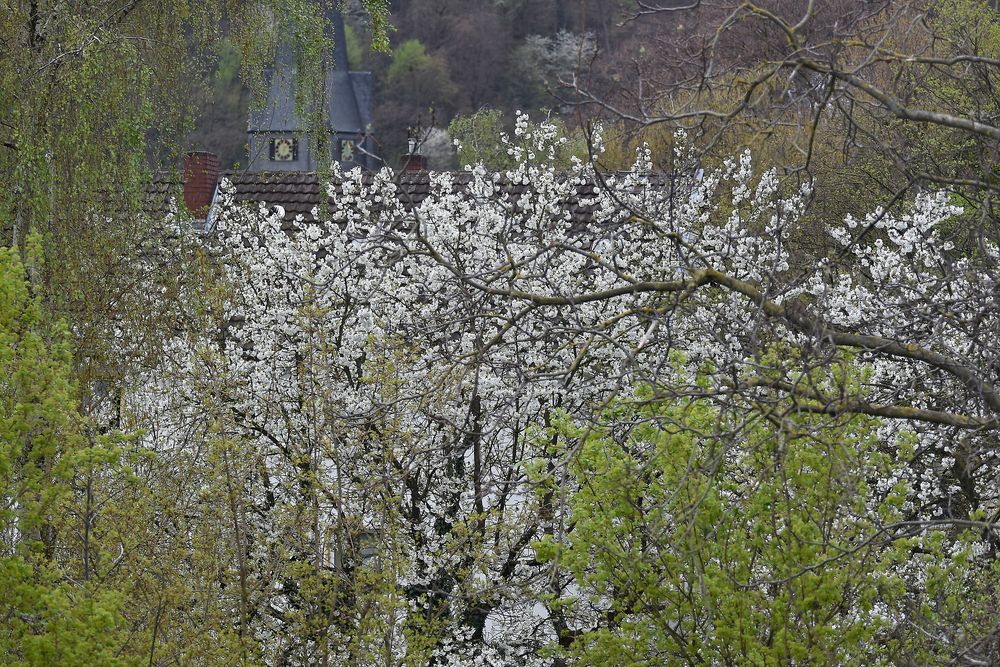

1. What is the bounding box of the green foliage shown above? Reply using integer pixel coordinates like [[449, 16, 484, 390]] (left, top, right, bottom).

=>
[[344, 22, 365, 71], [0, 236, 80, 550], [386, 39, 458, 106], [0, 565, 135, 667], [387, 39, 432, 83], [0, 236, 136, 665], [0, 13, 396, 661], [448, 109, 511, 168], [358, 0, 393, 53], [214, 39, 243, 92], [0, 0, 392, 348], [532, 367, 984, 665]]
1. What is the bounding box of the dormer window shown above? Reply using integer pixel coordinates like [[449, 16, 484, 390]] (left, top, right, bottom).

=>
[[270, 137, 298, 161]]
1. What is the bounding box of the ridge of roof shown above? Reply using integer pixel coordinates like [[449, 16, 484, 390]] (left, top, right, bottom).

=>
[[146, 169, 685, 224], [217, 169, 682, 223]]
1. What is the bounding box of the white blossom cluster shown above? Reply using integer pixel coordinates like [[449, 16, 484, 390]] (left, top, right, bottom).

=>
[[130, 114, 1000, 663]]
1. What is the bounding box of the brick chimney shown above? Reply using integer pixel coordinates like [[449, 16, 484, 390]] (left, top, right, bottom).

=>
[[183, 151, 221, 218], [399, 137, 428, 171]]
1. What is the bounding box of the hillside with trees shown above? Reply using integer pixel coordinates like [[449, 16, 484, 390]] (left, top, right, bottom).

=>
[[3, 1, 1000, 665]]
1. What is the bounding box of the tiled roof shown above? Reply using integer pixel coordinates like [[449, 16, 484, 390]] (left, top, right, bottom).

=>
[[224, 171, 324, 219], [145, 170, 684, 226], [220, 170, 682, 225], [145, 173, 182, 219]]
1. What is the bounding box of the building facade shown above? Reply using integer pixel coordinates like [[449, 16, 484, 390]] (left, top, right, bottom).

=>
[[247, 9, 376, 172]]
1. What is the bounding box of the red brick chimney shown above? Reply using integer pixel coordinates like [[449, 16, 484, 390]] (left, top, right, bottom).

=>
[[183, 151, 221, 218], [400, 137, 428, 171]]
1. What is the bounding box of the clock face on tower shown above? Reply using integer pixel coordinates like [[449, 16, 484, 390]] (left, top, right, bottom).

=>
[[270, 137, 297, 162]]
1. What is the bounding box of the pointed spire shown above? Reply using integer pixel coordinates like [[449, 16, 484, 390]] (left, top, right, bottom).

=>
[[325, 7, 365, 134], [329, 6, 351, 71]]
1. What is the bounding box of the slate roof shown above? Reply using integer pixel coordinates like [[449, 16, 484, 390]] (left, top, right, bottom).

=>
[[327, 9, 368, 134], [246, 57, 370, 137], [247, 9, 372, 145], [247, 48, 300, 133]]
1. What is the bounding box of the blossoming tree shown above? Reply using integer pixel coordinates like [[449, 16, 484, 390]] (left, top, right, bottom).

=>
[[134, 115, 1000, 664]]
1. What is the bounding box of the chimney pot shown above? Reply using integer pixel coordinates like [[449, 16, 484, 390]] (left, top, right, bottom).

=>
[[400, 152, 428, 172], [183, 151, 221, 218]]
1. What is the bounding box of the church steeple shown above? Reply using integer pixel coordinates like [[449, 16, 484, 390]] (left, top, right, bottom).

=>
[[247, 8, 376, 172]]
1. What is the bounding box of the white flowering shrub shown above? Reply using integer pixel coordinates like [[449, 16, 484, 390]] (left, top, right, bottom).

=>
[[134, 114, 1000, 664]]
